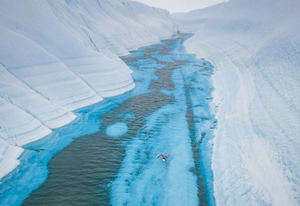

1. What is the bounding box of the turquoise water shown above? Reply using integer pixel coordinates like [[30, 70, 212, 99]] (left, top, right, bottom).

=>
[[0, 34, 216, 205]]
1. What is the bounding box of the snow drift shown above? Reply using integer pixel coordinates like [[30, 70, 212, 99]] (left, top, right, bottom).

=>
[[174, 0, 300, 205], [0, 0, 176, 179]]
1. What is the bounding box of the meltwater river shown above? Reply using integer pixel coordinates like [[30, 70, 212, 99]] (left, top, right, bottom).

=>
[[0, 34, 216, 206]]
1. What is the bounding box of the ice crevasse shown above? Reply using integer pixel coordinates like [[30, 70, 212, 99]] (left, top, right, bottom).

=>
[[174, 0, 300, 205], [0, 0, 176, 179]]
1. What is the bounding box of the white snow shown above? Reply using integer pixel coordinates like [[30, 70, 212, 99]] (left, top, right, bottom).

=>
[[0, 139, 23, 179], [0, 64, 76, 129], [0, 0, 176, 179], [174, 0, 300, 205]]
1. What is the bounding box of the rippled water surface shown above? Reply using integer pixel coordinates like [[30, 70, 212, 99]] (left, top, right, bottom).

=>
[[3, 34, 216, 206]]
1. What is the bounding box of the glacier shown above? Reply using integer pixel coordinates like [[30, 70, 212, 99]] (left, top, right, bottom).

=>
[[1, 0, 299, 205], [174, 0, 300, 205], [110, 34, 215, 206], [0, 0, 176, 180]]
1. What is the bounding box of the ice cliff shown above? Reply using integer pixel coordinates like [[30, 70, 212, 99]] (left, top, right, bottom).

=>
[[174, 0, 300, 205], [0, 0, 176, 179]]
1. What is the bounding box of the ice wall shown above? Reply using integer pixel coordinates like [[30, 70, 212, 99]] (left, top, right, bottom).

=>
[[174, 0, 300, 205], [0, 0, 176, 179]]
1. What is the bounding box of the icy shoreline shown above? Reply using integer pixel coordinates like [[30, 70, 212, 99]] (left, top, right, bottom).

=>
[[0, 0, 176, 181], [175, 0, 300, 205], [1, 34, 216, 205], [111, 34, 216, 205], [0, 96, 128, 206]]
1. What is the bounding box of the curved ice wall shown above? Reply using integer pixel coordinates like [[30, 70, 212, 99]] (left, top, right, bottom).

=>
[[174, 0, 300, 205], [0, 0, 176, 179]]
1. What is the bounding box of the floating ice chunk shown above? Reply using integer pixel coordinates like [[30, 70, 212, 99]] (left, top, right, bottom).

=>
[[105, 122, 128, 138]]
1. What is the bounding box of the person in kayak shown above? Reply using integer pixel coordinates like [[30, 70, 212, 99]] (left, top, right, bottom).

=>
[[157, 153, 168, 167]]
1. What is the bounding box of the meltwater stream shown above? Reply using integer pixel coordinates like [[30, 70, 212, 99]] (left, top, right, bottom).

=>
[[0, 34, 216, 206]]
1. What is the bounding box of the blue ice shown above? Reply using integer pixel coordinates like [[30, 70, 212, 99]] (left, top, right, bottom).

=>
[[0, 95, 129, 206], [0, 35, 216, 206], [111, 104, 199, 206], [105, 122, 128, 137], [111, 35, 216, 206]]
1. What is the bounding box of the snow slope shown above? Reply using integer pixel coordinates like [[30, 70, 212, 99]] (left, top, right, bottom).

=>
[[0, 0, 176, 179], [174, 0, 300, 205]]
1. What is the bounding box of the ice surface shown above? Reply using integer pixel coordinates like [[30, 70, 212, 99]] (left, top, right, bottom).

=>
[[105, 122, 128, 138], [174, 0, 300, 205], [0, 97, 51, 147], [0, 139, 23, 179], [0, 65, 76, 129], [111, 67, 199, 206], [0, 0, 176, 179], [110, 35, 216, 206]]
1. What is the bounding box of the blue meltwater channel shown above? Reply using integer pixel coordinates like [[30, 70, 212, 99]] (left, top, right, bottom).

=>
[[0, 34, 216, 205]]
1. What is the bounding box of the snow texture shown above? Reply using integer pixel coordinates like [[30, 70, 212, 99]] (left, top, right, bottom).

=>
[[0, 0, 176, 179], [174, 0, 300, 205]]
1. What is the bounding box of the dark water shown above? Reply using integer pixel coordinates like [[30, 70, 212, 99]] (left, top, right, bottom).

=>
[[23, 94, 173, 205], [22, 34, 215, 206]]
